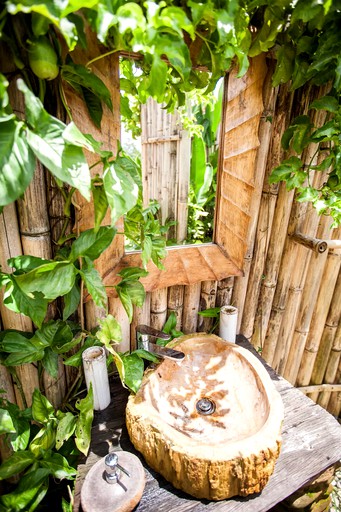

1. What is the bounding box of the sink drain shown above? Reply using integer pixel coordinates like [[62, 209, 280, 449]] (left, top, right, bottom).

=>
[[196, 397, 216, 415]]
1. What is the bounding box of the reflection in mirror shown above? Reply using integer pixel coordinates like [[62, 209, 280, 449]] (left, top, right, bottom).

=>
[[120, 69, 223, 250]]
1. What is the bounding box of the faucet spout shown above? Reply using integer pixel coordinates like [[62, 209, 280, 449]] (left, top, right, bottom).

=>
[[136, 324, 185, 361]]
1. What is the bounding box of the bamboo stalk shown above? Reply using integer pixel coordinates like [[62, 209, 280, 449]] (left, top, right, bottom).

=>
[[130, 293, 151, 351], [176, 127, 191, 243], [326, 358, 341, 418], [290, 232, 328, 253], [318, 319, 341, 409], [182, 283, 201, 334], [150, 288, 168, 331], [296, 251, 340, 391], [216, 277, 234, 308], [198, 280, 217, 332], [108, 297, 130, 354], [311, 268, 341, 408], [0, 204, 39, 407], [167, 285, 185, 331]]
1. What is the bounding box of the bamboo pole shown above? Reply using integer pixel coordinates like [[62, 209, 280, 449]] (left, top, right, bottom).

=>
[[326, 358, 341, 418], [177, 127, 191, 243], [296, 250, 340, 391], [108, 297, 130, 354], [150, 288, 168, 331], [319, 318, 341, 409], [0, 204, 38, 407], [298, 384, 341, 394], [182, 283, 201, 334], [130, 293, 151, 351], [216, 277, 234, 308], [198, 280, 217, 332], [290, 232, 328, 253], [310, 268, 341, 408], [167, 285, 185, 331]]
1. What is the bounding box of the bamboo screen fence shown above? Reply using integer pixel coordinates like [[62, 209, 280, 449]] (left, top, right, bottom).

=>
[[0, 46, 340, 424]]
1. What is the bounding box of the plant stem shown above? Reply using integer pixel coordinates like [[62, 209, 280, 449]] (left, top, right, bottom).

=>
[[86, 49, 118, 68]]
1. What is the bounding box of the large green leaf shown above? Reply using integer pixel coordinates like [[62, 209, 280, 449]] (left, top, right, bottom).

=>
[[116, 280, 146, 322], [0, 468, 49, 511], [29, 423, 56, 457], [41, 348, 59, 379], [0, 451, 36, 480], [78, 257, 107, 310], [30, 320, 73, 349], [2, 274, 48, 328], [31, 389, 54, 424], [63, 279, 81, 320], [17, 79, 91, 201], [121, 353, 144, 393], [0, 118, 36, 207], [69, 226, 116, 262], [8, 255, 51, 273], [103, 161, 139, 225], [40, 451, 77, 479], [15, 261, 77, 299], [92, 180, 109, 233], [1, 331, 44, 366], [55, 412, 77, 450], [75, 387, 93, 456], [0, 408, 16, 434]]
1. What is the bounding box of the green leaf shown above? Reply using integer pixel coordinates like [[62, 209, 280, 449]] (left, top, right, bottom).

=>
[[41, 348, 59, 379], [17, 79, 91, 201], [0, 118, 36, 207], [81, 86, 103, 128], [1, 331, 45, 366], [309, 96, 339, 113], [15, 261, 77, 299], [31, 389, 54, 424], [79, 257, 108, 310], [117, 267, 148, 281], [103, 161, 139, 225], [198, 307, 221, 318], [54, 334, 82, 355], [29, 424, 56, 457], [0, 451, 36, 480], [40, 451, 77, 479], [0, 468, 49, 510], [132, 349, 159, 363], [63, 279, 81, 320], [141, 235, 153, 269], [55, 412, 77, 450], [63, 336, 99, 367], [197, 164, 214, 206], [75, 387, 94, 456], [0, 408, 15, 434], [7, 404, 31, 451], [8, 255, 51, 273], [190, 134, 206, 194], [115, 286, 133, 322], [162, 312, 177, 334], [61, 62, 113, 111], [2, 275, 48, 328], [96, 315, 122, 349], [310, 120, 339, 142], [272, 44, 295, 87], [269, 157, 303, 184], [69, 226, 116, 262], [31, 319, 73, 349], [121, 353, 144, 393], [297, 187, 320, 202], [92, 180, 109, 232]]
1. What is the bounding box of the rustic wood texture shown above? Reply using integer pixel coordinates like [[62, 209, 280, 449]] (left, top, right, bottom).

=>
[[74, 336, 341, 512]]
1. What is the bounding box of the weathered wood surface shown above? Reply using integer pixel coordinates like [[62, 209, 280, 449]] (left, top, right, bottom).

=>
[[74, 336, 341, 512]]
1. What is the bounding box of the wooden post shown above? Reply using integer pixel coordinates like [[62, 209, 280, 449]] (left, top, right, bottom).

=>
[[167, 285, 185, 331], [182, 283, 201, 334], [198, 280, 217, 332], [150, 288, 168, 331]]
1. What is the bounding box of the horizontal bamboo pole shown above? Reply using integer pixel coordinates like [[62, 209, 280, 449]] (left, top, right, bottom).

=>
[[290, 232, 328, 253]]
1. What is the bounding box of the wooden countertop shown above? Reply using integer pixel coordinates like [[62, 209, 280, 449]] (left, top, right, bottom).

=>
[[74, 336, 341, 512]]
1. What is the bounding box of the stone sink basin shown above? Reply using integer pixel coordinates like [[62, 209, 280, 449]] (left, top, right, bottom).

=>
[[126, 334, 284, 501]]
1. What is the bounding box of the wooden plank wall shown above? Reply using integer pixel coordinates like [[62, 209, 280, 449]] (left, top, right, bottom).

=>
[[0, 51, 340, 420]]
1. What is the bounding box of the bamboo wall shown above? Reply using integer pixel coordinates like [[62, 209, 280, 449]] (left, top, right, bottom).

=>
[[0, 49, 340, 421]]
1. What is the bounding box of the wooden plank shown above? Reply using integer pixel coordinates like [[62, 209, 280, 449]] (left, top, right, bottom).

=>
[[74, 336, 341, 512], [95, 245, 242, 297], [223, 149, 258, 186], [220, 173, 254, 215]]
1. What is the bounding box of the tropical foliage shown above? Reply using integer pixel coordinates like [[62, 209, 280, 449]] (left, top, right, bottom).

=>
[[1, 0, 341, 509]]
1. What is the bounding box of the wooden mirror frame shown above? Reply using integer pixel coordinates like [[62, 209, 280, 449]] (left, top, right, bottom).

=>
[[64, 35, 268, 297]]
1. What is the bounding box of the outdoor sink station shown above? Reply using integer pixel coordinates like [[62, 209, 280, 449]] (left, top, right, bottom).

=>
[[126, 333, 284, 501]]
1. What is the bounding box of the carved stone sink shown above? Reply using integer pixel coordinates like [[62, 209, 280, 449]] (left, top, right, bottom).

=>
[[126, 334, 284, 501]]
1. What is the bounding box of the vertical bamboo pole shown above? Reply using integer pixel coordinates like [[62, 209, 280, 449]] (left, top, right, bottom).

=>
[[326, 358, 341, 418], [198, 280, 217, 332], [108, 297, 130, 353], [182, 283, 201, 334], [130, 293, 151, 351], [0, 204, 38, 407], [311, 268, 341, 407], [167, 285, 185, 331], [177, 127, 191, 243], [319, 319, 341, 409], [150, 288, 168, 331], [216, 277, 234, 308], [297, 251, 341, 395]]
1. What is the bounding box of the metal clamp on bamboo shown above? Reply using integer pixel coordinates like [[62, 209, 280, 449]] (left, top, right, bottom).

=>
[[290, 232, 328, 254]]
